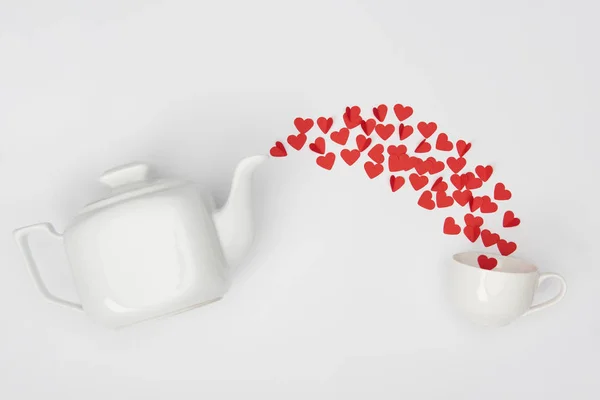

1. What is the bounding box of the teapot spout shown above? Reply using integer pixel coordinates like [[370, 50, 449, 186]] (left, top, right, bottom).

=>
[[213, 155, 267, 270]]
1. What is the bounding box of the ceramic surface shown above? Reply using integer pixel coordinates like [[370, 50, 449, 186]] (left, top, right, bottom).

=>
[[448, 252, 567, 327], [14, 156, 266, 328]]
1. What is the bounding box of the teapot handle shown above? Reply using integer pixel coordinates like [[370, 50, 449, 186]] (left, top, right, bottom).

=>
[[14, 223, 83, 311]]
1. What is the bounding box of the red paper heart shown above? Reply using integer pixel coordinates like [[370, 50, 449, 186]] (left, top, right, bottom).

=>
[[398, 124, 414, 140], [477, 255, 498, 270], [427, 159, 445, 175], [469, 196, 483, 212], [368, 144, 385, 164], [389, 175, 405, 192], [309, 137, 326, 154], [364, 161, 384, 179], [410, 173, 429, 190], [453, 189, 472, 207], [316, 152, 335, 170], [464, 213, 484, 227], [387, 145, 407, 155], [447, 157, 467, 174], [435, 133, 453, 151], [497, 239, 517, 256], [417, 122, 437, 138], [450, 174, 465, 190], [360, 118, 376, 135], [436, 191, 454, 208], [286, 133, 307, 151], [503, 211, 521, 228], [415, 158, 430, 175], [330, 128, 350, 145], [481, 230, 500, 247], [417, 190, 435, 210], [464, 172, 483, 190], [443, 217, 461, 235], [456, 140, 472, 157], [393, 104, 413, 121], [375, 124, 395, 140], [343, 106, 362, 129], [356, 135, 372, 152], [389, 154, 413, 172], [269, 141, 287, 157], [294, 118, 314, 134], [480, 196, 498, 214], [373, 104, 388, 122], [475, 165, 494, 182], [317, 117, 333, 134], [463, 226, 481, 243], [431, 177, 448, 192], [494, 183, 512, 201], [340, 149, 360, 166], [415, 139, 432, 153]]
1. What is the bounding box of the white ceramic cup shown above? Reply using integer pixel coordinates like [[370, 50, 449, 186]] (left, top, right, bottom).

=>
[[448, 252, 567, 327]]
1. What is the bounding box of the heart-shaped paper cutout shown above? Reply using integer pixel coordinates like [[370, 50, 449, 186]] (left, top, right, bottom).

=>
[[387, 145, 407, 155], [435, 133, 453, 151], [497, 239, 517, 256], [344, 106, 362, 129], [417, 190, 435, 210], [317, 117, 333, 134], [447, 157, 466, 174], [340, 149, 360, 166], [481, 230, 500, 247], [463, 172, 483, 190], [360, 118, 376, 136], [503, 211, 521, 228], [480, 196, 498, 214], [463, 226, 481, 243], [309, 137, 326, 154], [464, 213, 484, 227], [330, 128, 350, 145], [316, 152, 335, 170], [436, 191, 454, 208], [427, 158, 445, 175], [390, 175, 406, 192], [398, 124, 414, 140], [443, 217, 461, 235], [475, 165, 494, 182], [456, 140, 472, 157], [269, 141, 287, 157], [389, 154, 413, 172], [356, 135, 372, 152], [477, 255, 498, 270], [368, 144, 385, 164], [287, 133, 307, 151], [393, 104, 413, 121], [453, 189, 472, 207], [415, 139, 432, 153], [469, 196, 482, 212], [494, 183, 512, 201], [417, 122, 437, 138], [294, 118, 314, 134], [450, 174, 465, 190], [410, 173, 429, 191], [431, 177, 448, 192], [375, 124, 395, 140], [373, 104, 388, 122], [364, 161, 384, 179]]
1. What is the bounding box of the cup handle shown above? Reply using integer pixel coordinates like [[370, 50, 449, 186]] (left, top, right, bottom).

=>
[[14, 223, 83, 311], [523, 273, 567, 316]]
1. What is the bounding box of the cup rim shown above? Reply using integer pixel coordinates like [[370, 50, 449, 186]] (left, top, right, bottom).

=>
[[452, 251, 539, 275]]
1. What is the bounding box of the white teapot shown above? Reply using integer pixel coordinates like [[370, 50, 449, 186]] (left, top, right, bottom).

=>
[[14, 156, 266, 328]]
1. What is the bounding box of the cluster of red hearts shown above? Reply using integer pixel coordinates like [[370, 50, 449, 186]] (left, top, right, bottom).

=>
[[269, 104, 520, 270]]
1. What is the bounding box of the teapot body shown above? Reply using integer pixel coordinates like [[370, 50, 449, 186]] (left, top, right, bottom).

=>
[[65, 183, 230, 328]]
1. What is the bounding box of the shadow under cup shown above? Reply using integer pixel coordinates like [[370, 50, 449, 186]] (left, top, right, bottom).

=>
[[448, 252, 567, 327]]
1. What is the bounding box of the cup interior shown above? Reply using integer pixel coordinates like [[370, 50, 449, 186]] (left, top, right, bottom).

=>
[[453, 252, 538, 274]]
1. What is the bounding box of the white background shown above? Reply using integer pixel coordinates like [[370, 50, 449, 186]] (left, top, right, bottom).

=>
[[1, 0, 599, 398]]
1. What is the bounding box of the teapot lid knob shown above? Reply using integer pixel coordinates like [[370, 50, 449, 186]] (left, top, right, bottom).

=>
[[99, 162, 151, 189]]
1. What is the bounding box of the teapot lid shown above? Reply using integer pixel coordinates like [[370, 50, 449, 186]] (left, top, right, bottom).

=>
[[79, 162, 184, 214]]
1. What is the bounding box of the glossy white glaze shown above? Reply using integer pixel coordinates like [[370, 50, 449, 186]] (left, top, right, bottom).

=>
[[448, 252, 567, 327], [14, 155, 266, 328]]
